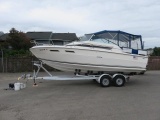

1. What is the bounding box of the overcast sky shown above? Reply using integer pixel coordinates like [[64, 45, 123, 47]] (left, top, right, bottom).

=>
[[0, 0, 160, 48]]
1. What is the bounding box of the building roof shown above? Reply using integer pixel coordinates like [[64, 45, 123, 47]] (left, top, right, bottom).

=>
[[26, 32, 78, 41], [51, 33, 78, 41], [26, 32, 52, 40]]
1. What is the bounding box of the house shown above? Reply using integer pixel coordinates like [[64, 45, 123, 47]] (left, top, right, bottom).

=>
[[0, 31, 79, 47], [146, 48, 153, 55], [26, 32, 52, 45], [26, 32, 79, 45], [0, 33, 9, 43], [51, 33, 79, 45]]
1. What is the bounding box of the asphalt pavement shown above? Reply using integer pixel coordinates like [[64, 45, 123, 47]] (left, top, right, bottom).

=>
[[0, 71, 160, 120]]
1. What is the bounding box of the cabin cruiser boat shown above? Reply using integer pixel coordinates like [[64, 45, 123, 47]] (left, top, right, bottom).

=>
[[30, 30, 148, 75]]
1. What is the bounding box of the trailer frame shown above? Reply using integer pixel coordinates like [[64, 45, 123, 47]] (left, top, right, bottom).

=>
[[19, 61, 130, 87]]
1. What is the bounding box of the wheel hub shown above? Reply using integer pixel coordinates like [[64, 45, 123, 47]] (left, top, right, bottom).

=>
[[116, 78, 123, 85], [102, 78, 109, 85]]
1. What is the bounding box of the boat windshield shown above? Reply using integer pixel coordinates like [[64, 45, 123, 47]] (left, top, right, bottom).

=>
[[79, 35, 117, 46]]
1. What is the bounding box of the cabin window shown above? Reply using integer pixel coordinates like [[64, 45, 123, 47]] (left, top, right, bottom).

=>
[[50, 50, 59, 52], [76, 44, 112, 50], [65, 50, 75, 53]]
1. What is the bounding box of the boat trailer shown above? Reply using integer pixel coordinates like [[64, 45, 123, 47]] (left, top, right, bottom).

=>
[[18, 61, 130, 87]]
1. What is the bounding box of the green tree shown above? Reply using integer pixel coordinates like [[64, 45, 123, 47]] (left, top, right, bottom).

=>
[[7, 28, 32, 50], [0, 42, 9, 49], [152, 47, 160, 56]]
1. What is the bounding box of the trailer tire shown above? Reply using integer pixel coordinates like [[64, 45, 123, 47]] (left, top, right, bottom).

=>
[[100, 75, 112, 87], [113, 75, 125, 87]]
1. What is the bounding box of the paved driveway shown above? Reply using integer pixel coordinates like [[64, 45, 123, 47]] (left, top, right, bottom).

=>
[[0, 71, 160, 120]]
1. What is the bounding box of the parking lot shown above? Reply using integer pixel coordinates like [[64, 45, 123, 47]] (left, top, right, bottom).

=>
[[0, 71, 160, 120]]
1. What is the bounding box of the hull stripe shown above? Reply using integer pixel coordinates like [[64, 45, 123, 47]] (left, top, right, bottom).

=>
[[39, 58, 146, 70]]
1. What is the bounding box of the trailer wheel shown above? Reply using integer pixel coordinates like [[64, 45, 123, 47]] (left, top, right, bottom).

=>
[[100, 75, 112, 87], [113, 75, 125, 87]]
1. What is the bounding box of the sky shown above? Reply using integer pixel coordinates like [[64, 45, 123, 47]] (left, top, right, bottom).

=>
[[0, 0, 160, 48]]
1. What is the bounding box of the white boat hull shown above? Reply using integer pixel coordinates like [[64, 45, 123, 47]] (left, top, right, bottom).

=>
[[30, 45, 148, 74]]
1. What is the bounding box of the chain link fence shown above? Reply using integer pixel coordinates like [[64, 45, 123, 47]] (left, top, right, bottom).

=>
[[0, 57, 57, 72]]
